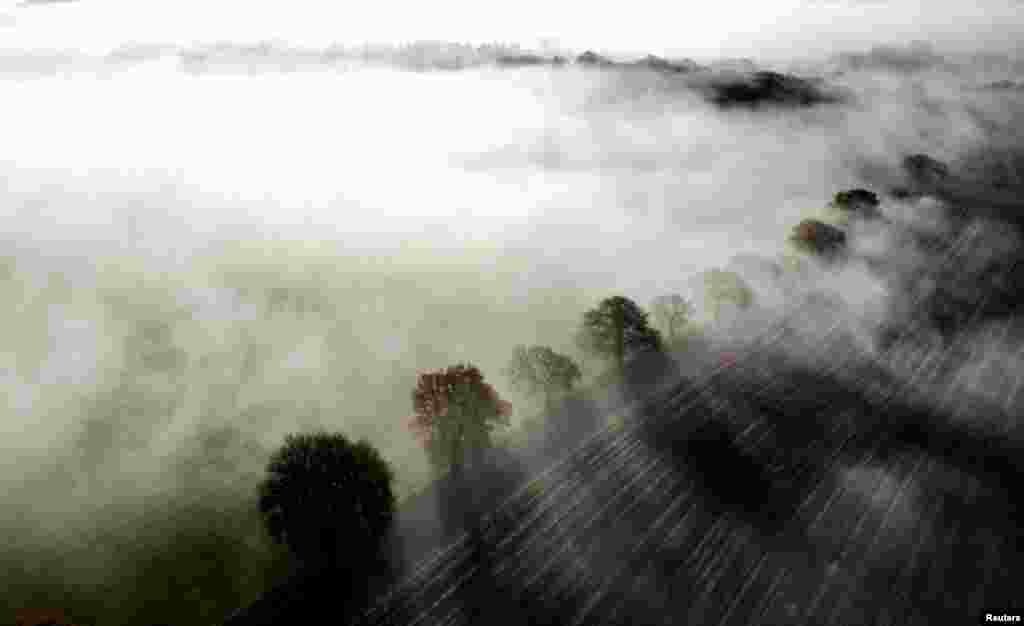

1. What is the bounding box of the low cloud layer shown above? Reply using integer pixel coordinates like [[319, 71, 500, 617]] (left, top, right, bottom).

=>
[[1, 39, 1023, 624]]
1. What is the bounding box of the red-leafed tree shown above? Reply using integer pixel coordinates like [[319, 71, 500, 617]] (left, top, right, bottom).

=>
[[408, 363, 512, 478]]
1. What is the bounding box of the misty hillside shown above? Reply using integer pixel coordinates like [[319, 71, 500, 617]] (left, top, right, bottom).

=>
[[346, 317, 1024, 626], [2, 33, 1024, 626]]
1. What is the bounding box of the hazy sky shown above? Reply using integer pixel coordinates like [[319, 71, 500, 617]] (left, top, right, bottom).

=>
[[2, 0, 1023, 60]]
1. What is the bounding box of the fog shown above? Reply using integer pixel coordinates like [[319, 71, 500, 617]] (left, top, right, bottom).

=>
[[2, 40, 1023, 624], [6, 0, 1024, 63]]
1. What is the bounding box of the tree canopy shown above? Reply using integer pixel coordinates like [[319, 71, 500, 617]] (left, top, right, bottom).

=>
[[407, 364, 512, 476], [830, 188, 880, 219], [576, 296, 662, 376], [257, 431, 395, 573], [700, 269, 755, 322], [649, 294, 695, 347], [503, 345, 582, 413], [789, 219, 848, 259]]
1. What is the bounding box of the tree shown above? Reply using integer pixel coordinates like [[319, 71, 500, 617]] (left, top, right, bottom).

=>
[[700, 269, 755, 322], [503, 345, 582, 415], [903, 153, 950, 185], [649, 294, 695, 347], [576, 296, 662, 377], [407, 364, 512, 478], [407, 364, 511, 544], [789, 219, 847, 259], [257, 432, 395, 575], [830, 188, 880, 219]]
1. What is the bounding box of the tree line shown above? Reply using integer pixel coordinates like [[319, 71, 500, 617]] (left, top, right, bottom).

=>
[[27, 191, 877, 623], [246, 282, 764, 618], [12, 265, 782, 626], [227, 185, 890, 623]]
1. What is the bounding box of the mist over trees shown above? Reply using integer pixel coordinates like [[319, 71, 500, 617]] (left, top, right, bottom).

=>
[[503, 345, 582, 415], [3, 29, 1024, 626], [699, 269, 756, 323], [649, 294, 695, 349]]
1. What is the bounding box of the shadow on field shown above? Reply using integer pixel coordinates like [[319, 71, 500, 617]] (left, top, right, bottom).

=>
[[676, 420, 795, 533], [641, 346, 1024, 541]]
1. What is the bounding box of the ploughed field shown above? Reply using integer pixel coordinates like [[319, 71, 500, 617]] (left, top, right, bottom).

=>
[[354, 231, 1024, 626]]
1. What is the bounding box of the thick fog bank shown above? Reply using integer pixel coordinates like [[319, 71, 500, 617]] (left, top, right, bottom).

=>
[[1, 40, 1023, 624]]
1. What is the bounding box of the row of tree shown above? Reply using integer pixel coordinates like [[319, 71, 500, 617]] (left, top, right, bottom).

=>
[[243, 280, 768, 620], [234, 186, 889, 623], [249, 296, 660, 566], [252, 282, 759, 564]]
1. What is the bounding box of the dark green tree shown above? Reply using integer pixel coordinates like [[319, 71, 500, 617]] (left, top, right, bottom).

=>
[[576, 296, 662, 377], [257, 432, 396, 574], [503, 345, 582, 415], [830, 188, 880, 219]]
